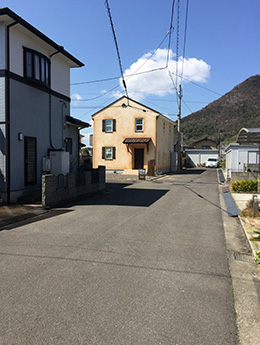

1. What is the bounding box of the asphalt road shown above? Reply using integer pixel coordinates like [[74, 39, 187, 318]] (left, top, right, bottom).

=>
[[0, 169, 237, 345]]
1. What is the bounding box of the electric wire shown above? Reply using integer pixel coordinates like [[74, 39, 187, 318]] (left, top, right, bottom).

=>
[[166, 0, 175, 67], [182, 99, 193, 113], [180, 0, 189, 87], [169, 70, 223, 96], [175, 0, 180, 87], [104, 0, 129, 99], [71, 33, 169, 87], [72, 1, 219, 120]]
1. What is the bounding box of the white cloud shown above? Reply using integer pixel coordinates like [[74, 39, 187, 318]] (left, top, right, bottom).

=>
[[119, 49, 211, 99], [72, 93, 83, 106]]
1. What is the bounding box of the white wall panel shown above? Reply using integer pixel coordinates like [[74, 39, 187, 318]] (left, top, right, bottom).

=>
[[9, 27, 70, 96], [0, 22, 5, 69]]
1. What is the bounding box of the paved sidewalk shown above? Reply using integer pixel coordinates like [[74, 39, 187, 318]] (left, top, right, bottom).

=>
[[232, 193, 260, 211], [232, 193, 260, 257]]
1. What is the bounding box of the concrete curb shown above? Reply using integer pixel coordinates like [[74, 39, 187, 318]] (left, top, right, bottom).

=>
[[238, 215, 259, 261]]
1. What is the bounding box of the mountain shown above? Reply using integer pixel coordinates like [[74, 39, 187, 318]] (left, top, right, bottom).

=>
[[181, 75, 260, 145]]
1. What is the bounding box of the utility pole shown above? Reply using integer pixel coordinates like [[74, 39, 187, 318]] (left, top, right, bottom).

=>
[[177, 84, 182, 171]]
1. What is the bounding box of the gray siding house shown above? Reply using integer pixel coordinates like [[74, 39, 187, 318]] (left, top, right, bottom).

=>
[[0, 8, 89, 203]]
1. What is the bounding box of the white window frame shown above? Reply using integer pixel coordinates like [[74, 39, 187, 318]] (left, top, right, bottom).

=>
[[105, 147, 113, 160], [105, 119, 113, 133], [135, 118, 143, 132]]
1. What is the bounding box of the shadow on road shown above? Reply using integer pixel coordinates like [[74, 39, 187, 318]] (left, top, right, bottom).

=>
[[168, 168, 207, 176], [0, 183, 170, 231], [74, 182, 170, 207], [0, 209, 73, 232]]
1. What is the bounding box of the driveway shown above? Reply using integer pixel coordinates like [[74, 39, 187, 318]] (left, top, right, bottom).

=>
[[0, 168, 237, 344]]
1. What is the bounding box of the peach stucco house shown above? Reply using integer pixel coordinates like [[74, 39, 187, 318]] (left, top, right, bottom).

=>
[[92, 96, 175, 175]]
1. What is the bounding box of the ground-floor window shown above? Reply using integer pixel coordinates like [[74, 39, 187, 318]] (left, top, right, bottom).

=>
[[24, 136, 37, 185], [102, 147, 116, 160], [66, 137, 73, 154]]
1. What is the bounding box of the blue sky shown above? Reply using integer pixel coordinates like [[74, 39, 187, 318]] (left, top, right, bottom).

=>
[[3, 0, 260, 144]]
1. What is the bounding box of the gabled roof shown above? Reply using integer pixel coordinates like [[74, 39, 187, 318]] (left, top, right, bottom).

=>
[[91, 96, 160, 117], [0, 7, 84, 67], [91, 96, 175, 125], [192, 136, 217, 144]]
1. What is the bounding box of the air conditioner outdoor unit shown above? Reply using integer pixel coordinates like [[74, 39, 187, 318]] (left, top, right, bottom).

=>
[[49, 151, 70, 176]]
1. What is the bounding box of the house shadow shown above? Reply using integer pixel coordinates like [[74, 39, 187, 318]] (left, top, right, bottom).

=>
[[67, 182, 170, 208], [0, 209, 73, 232], [169, 168, 206, 176]]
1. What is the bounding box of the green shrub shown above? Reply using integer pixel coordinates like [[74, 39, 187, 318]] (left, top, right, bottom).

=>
[[256, 250, 260, 265], [231, 179, 258, 193]]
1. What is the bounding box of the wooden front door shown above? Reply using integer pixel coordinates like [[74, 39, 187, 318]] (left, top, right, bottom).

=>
[[134, 148, 144, 169]]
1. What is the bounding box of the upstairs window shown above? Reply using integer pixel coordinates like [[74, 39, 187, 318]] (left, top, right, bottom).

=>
[[102, 119, 116, 132], [135, 118, 143, 132], [24, 48, 50, 87]]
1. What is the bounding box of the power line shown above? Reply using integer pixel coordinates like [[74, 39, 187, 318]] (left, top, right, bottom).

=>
[[104, 0, 129, 99], [182, 99, 193, 113], [125, 32, 170, 83], [180, 0, 189, 86], [175, 0, 180, 87], [169, 70, 223, 96], [71, 31, 170, 87], [167, 0, 175, 67], [70, 66, 167, 86]]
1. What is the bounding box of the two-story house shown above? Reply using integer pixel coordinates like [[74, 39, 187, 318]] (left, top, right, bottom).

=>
[[0, 8, 90, 203], [92, 96, 175, 175]]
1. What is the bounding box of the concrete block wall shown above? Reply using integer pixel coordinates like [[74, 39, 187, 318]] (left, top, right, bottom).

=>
[[42, 166, 105, 207], [230, 171, 258, 181]]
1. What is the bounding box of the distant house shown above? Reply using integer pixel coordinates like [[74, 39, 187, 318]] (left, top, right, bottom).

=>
[[0, 8, 90, 203], [225, 143, 259, 180], [185, 149, 219, 167], [192, 137, 217, 149], [184, 137, 219, 167], [92, 96, 175, 175]]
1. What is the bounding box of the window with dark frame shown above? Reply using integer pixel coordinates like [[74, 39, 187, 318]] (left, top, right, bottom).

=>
[[102, 119, 116, 132], [24, 136, 37, 186], [24, 48, 50, 87], [66, 138, 73, 154], [102, 147, 116, 160], [135, 118, 143, 132]]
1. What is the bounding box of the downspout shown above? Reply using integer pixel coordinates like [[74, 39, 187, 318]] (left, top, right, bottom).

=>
[[156, 115, 159, 175], [6, 20, 18, 203], [48, 46, 64, 150]]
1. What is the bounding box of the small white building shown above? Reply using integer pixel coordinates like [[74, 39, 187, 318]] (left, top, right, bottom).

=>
[[225, 143, 259, 179], [185, 149, 219, 167]]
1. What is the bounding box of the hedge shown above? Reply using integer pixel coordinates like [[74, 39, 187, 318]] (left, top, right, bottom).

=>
[[231, 179, 258, 193]]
